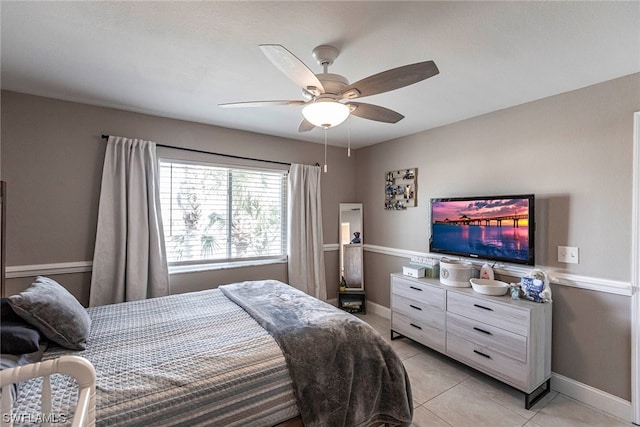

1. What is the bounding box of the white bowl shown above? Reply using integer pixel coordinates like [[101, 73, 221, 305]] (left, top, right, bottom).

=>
[[469, 278, 510, 296]]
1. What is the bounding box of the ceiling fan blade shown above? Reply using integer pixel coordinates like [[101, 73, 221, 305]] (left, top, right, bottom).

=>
[[298, 118, 315, 132], [259, 44, 325, 95], [219, 100, 305, 108], [340, 60, 439, 99], [347, 102, 404, 123]]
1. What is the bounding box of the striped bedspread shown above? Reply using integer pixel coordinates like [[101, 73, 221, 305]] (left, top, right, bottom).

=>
[[13, 289, 299, 426]]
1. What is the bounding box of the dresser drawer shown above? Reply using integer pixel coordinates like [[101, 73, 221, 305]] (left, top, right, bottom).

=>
[[446, 312, 527, 362], [392, 276, 445, 309], [392, 294, 445, 330], [447, 291, 529, 336], [446, 333, 529, 391], [392, 311, 445, 353]]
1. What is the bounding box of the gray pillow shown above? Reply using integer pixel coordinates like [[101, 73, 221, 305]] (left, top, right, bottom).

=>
[[8, 276, 91, 350], [1, 322, 43, 354]]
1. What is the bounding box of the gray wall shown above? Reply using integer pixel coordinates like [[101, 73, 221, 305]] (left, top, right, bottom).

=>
[[2, 73, 638, 403], [0, 90, 354, 301], [355, 73, 639, 401]]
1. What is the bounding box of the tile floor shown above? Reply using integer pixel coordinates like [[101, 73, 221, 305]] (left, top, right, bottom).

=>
[[357, 313, 633, 427]]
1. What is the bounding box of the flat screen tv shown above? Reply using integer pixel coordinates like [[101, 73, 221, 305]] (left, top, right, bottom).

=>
[[429, 194, 535, 266]]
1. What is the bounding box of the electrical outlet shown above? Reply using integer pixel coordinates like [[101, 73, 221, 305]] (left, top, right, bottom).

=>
[[557, 246, 579, 264]]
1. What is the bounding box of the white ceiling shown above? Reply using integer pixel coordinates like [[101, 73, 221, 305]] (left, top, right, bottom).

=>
[[2, 1, 639, 149]]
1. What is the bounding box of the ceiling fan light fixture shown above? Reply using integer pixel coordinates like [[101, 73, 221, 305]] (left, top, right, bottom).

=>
[[302, 99, 350, 128]]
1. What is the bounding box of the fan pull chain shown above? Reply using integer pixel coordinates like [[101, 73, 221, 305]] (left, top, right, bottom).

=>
[[347, 116, 351, 157], [323, 127, 328, 173]]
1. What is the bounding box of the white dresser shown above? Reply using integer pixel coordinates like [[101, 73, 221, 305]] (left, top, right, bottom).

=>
[[390, 273, 552, 408]]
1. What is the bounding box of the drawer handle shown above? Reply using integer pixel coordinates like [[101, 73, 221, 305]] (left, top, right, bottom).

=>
[[409, 286, 423, 291], [473, 303, 493, 311], [473, 349, 492, 359], [473, 327, 492, 336], [409, 304, 423, 311], [409, 323, 423, 330]]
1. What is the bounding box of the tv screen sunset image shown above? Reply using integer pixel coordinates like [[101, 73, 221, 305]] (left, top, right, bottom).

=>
[[431, 197, 531, 263]]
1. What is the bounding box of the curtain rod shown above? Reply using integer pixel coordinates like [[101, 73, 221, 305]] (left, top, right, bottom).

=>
[[101, 134, 292, 167]]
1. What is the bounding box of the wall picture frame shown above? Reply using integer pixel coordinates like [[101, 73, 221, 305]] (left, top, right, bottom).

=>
[[384, 168, 417, 210]]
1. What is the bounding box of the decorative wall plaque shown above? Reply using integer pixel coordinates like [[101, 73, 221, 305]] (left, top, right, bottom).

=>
[[384, 168, 417, 210]]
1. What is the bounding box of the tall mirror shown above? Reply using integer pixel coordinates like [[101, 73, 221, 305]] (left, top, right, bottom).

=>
[[339, 203, 363, 290]]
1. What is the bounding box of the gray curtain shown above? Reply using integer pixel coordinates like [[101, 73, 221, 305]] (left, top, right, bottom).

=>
[[287, 164, 327, 300], [89, 136, 169, 306]]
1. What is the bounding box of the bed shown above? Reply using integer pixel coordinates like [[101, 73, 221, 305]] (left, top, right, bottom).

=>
[[1, 278, 412, 427]]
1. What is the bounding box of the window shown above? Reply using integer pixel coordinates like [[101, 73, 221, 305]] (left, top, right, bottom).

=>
[[159, 159, 288, 267]]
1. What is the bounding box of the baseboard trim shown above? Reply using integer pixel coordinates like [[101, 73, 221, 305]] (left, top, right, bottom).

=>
[[551, 372, 631, 422], [327, 297, 390, 319], [367, 300, 391, 319]]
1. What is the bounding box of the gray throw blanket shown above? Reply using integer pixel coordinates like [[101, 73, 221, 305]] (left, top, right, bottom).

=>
[[219, 280, 413, 427]]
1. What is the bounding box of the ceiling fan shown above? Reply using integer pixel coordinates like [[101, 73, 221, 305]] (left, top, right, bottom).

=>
[[219, 44, 439, 132]]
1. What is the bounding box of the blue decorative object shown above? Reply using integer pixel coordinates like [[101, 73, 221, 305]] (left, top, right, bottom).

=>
[[351, 232, 361, 243], [520, 277, 544, 302]]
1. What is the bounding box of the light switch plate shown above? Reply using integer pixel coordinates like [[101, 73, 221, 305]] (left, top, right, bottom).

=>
[[557, 246, 579, 264]]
